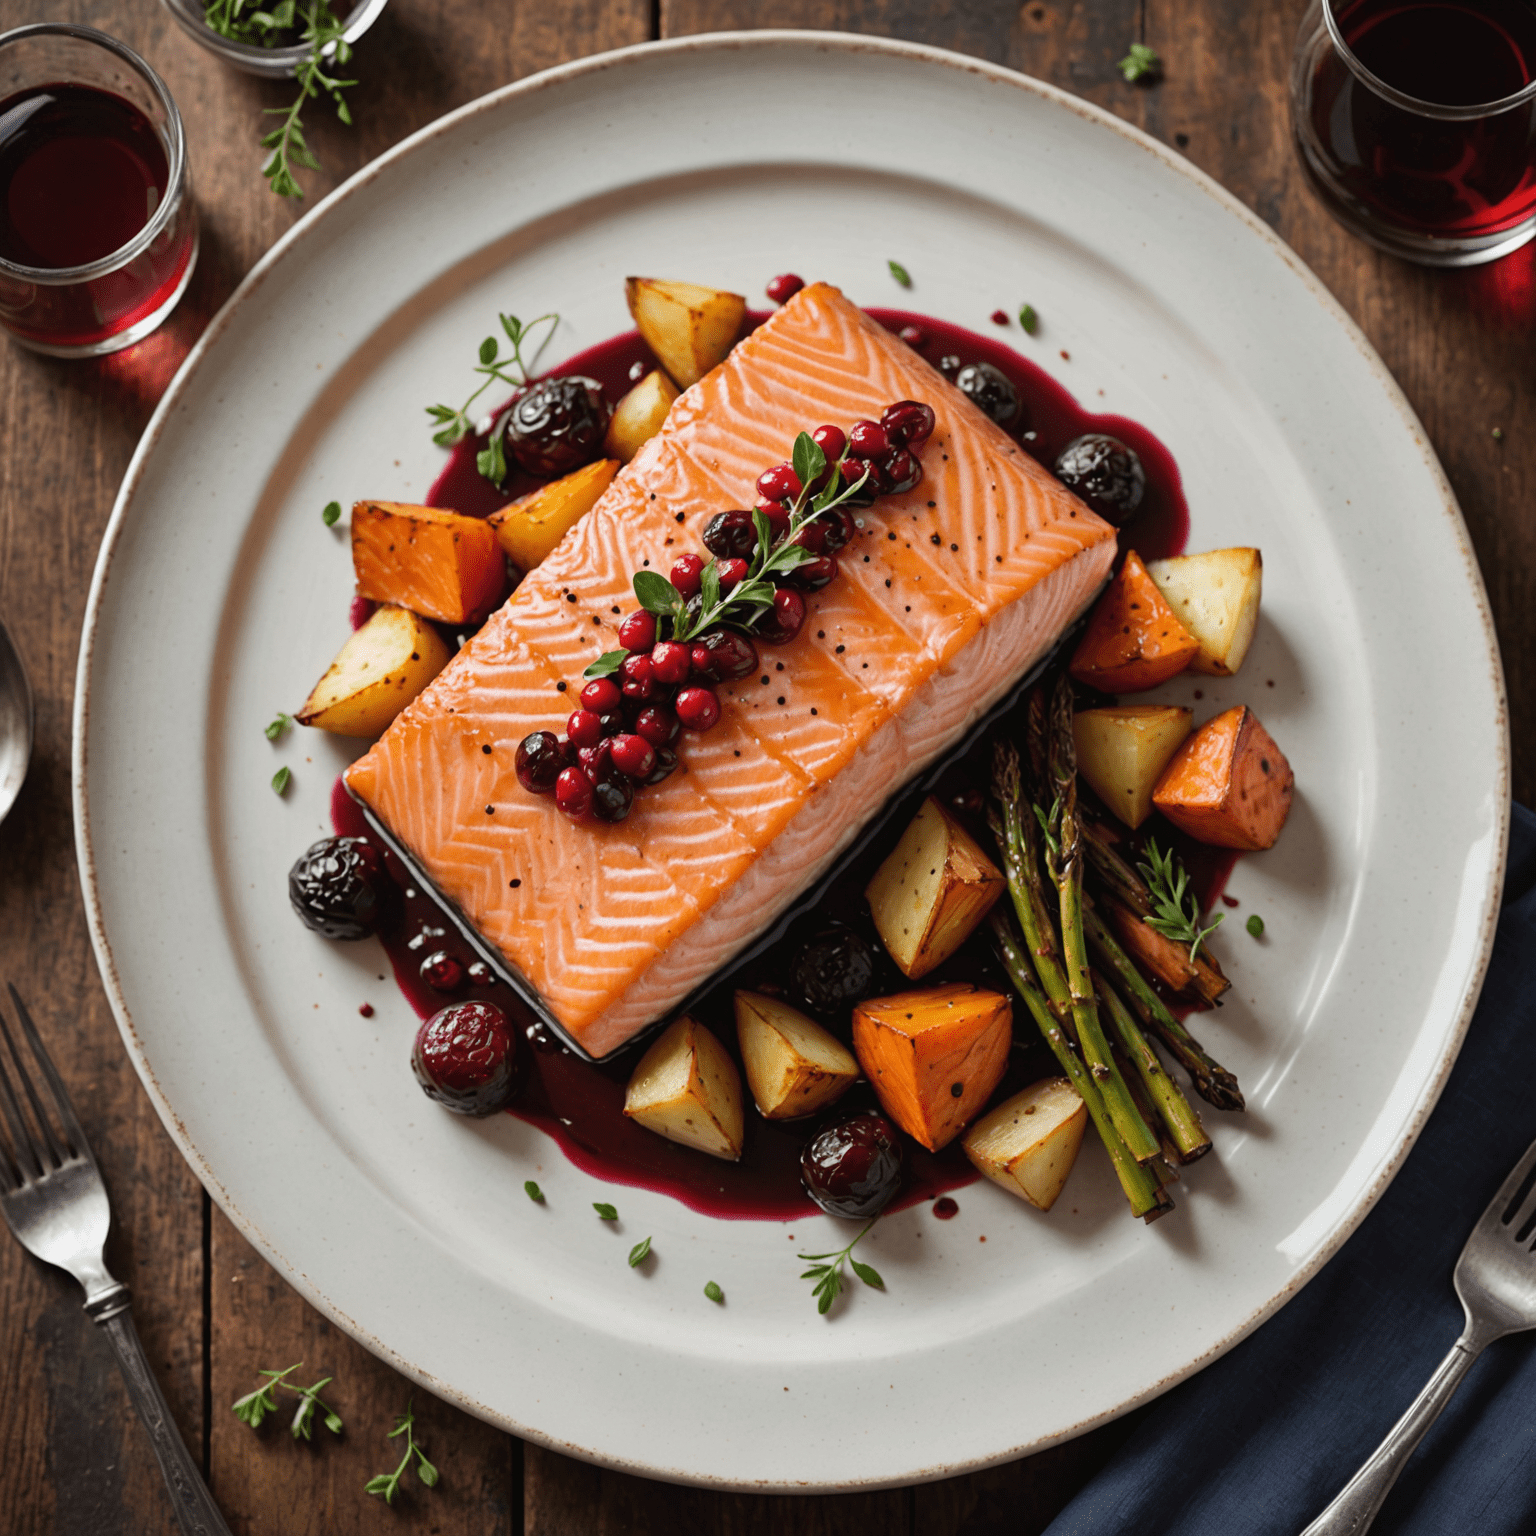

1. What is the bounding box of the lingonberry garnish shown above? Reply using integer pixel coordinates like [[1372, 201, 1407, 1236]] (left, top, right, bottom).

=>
[[757, 587, 806, 645], [784, 553, 837, 592], [514, 731, 567, 794], [634, 704, 679, 747], [289, 837, 395, 940], [766, 272, 804, 303], [609, 733, 657, 780], [881, 400, 935, 450], [412, 1000, 522, 1116], [882, 448, 921, 495], [756, 463, 802, 503], [675, 686, 722, 732], [689, 630, 759, 682], [581, 677, 622, 714], [716, 557, 749, 592], [1053, 433, 1146, 525], [567, 709, 604, 750], [847, 420, 890, 459], [577, 740, 613, 780], [898, 323, 927, 346], [591, 773, 635, 823], [505, 375, 611, 477], [420, 950, 465, 992], [650, 641, 691, 686], [702, 509, 759, 561], [811, 423, 846, 461], [555, 765, 593, 818], [647, 745, 680, 784], [670, 552, 705, 598], [620, 653, 655, 700], [618, 609, 657, 652]]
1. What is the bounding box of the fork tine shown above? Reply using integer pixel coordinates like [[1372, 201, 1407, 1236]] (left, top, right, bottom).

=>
[[0, 991, 67, 1170], [5, 985, 89, 1165], [1491, 1135, 1536, 1230], [0, 1007, 43, 1184]]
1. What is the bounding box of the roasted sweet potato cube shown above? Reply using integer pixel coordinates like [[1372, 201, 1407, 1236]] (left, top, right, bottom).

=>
[[351, 500, 505, 625], [487, 459, 619, 571], [1152, 704, 1294, 850], [865, 797, 1006, 978], [1068, 550, 1200, 692], [852, 984, 1011, 1152]]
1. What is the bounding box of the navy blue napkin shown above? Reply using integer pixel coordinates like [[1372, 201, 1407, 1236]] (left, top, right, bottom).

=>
[[1045, 802, 1536, 1536]]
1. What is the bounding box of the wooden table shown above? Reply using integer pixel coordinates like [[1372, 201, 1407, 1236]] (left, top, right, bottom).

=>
[[2, 3, 1530, 1531]]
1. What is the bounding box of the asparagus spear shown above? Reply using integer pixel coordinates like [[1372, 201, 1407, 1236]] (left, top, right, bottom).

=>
[[1094, 970, 1211, 1162], [1044, 681, 1160, 1164], [1082, 899, 1246, 1112], [989, 911, 1170, 1220]]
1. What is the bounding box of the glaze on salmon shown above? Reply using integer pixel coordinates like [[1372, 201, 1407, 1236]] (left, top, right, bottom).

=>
[[346, 285, 1116, 1057]]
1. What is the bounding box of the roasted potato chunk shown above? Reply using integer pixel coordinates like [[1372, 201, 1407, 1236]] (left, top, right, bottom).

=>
[[865, 797, 1005, 978], [296, 604, 450, 738], [1145, 547, 1262, 677], [852, 984, 1011, 1152], [963, 1078, 1087, 1211], [604, 369, 679, 463], [1153, 704, 1294, 850], [734, 991, 858, 1121], [487, 458, 618, 572], [1073, 705, 1194, 830], [1069, 550, 1200, 693], [351, 500, 506, 626], [625, 277, 746, 389], [623, 1015, 744, 1161]]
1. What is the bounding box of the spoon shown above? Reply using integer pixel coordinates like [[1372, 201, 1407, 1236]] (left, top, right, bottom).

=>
[[0, 617, 33, 827]]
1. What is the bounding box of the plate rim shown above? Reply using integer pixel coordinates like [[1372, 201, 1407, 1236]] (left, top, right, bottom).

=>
[[72, 28, 1511, 1488]]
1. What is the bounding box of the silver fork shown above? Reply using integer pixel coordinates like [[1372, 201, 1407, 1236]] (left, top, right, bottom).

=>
[[1301, 1134, 1536, 1535], [0, 984, 232, 1536]]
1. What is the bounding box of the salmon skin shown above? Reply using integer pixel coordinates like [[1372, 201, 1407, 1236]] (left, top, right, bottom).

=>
[[346, 284, 1116, 1059]]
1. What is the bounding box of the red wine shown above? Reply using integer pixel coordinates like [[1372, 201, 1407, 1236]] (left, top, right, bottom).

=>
[[1309, 0, 1536, 240], [0, 83, 167, 269]]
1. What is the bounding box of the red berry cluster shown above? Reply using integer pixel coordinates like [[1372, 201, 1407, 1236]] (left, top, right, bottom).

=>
[[514, 400, 935, 824]]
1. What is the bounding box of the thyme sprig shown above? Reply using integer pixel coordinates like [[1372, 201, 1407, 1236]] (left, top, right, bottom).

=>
[[425, 312, 559, 485], [1138, 838, 1223, 963], [365, 1398, 439, 1504], [231, 1362, 343, 1439], [798, 1219, 884, 1316], [584, 432, 870, 679]]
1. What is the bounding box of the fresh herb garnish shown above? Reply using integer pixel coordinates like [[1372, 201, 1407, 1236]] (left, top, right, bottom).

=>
[[231, 1362, 343, 1439], [798, 1219, 884, 1315], [704, 1280, 724, 1303], [1118, 42, 1161, 82], [322, 499, 341, 527], [1019, 303, 1039, 335], [201, 0, 358, 198], [584, 432, 870, 677], [265, 712, 292, 741], [887, 259, 912, 288], [524, 1180, 544, 1202], [1138, 838, 1223, 963], [628, 1236, 652, 1267], [593, 1202, 618, 1221], [1492, 427, 1505, 441], [1247, 913, 1265, 938], [271, 765, 292, 796], [424, 312, 559, 485], [365, 1397, 438, 1503]]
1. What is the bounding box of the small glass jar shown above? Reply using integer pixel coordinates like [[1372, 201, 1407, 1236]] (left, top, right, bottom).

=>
[[0, 23, 198, 357], [1290, 0, 1536, 267], [157, 0, 389, 78]]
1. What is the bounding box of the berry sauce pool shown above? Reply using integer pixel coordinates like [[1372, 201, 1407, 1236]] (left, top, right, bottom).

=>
[[335, 306, 1228, 1221]]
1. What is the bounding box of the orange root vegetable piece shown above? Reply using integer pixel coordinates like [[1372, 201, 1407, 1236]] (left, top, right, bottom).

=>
[[487, 459, 619, 571], [352, 501, 506, 625], [851, 984, 1012, 1152], [1068, 550, 1201, 692], [1102, 898, 1230, 1007], [1152, 705, 1294, 851]]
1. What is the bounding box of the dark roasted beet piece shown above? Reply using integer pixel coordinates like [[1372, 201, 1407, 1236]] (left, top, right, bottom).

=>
[[515, 731, 568, 793], [792, 925, 877, 1016], [955, 362, 1023, 430], [1053, 433, 1146, 525], [701, 508, 759, 561], [288, 836, 394, 940], [688, 629, 758, 682], [505, 375, 611, 477], [800, 1111, 904, 1218], [412, 1000, 522, 1116]]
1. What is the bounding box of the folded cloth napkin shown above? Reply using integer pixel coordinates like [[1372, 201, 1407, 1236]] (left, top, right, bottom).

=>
[[1045, 801, 1536, 1536]]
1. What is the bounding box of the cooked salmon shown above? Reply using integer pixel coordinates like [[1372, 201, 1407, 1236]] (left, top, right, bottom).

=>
[[345, 284, 1116, 1058]]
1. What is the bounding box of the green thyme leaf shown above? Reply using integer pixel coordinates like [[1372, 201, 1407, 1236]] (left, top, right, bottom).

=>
[[1247, 914, 1265, 938], [1118, 42, 1161, 82], [593, 1202, 618, 1221], [476, 429, 508, 487], [478, 336, 498, 365], [583, 650, 627, 680], [797, 1219, 882, 1317], [887, 259, 912, 288], [271, 766, 292, 796], [524, 1180, 544, 1202], [1019, 304, 1039, 335], [367, 1397, 437, 1503], [849, 1260, 884, 1289], [633, 570, 683, 618], [265, 712, 292, 741], [321, 499, 341, 527], [704, 1280, 724, 1303], [1138, 838, 1224, 962], [426, 310, 558, 468], [628, 1236, 652, 1267]]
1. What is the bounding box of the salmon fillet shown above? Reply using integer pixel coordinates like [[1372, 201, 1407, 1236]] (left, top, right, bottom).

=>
[[346, 284, 1116, 1058]]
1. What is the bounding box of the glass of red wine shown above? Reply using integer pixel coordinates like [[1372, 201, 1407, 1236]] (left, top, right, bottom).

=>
[[1291, 0, 1536, 265], [0, 23, 197, 357]]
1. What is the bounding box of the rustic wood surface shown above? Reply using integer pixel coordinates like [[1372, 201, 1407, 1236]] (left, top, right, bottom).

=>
[[0, 1, 1530, 1531]]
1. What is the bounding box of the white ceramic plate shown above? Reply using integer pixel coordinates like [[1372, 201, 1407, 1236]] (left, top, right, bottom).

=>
[[75, 33, 1508, 1490]]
